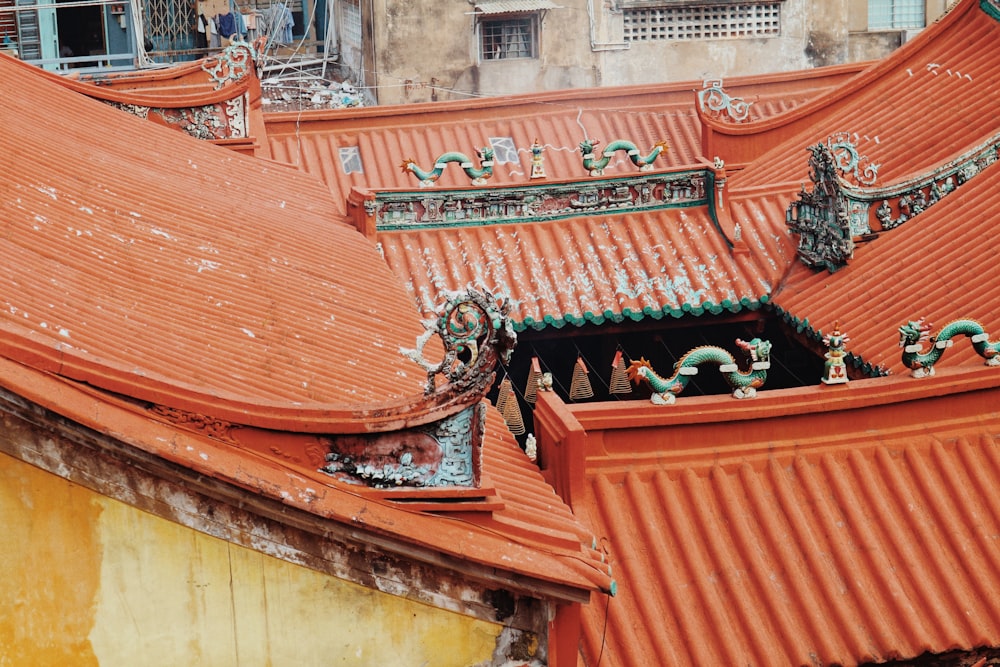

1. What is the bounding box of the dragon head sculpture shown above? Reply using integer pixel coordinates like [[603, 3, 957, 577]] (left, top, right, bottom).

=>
[[475, 146, 495, 163], [626, 357, 653, 384], [898, 318, 932, 348], [579, 138, 600, 156], [735, 337, 772, 364]]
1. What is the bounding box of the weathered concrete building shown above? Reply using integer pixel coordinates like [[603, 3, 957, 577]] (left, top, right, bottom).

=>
[[331, 0, 954, 105]]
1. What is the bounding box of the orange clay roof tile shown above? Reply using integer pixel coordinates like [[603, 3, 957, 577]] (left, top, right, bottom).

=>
[[1, 352, 613, 595], [263, 64, 863, 215], [581, 431, 1000, 665], [258, 63, 863, 332], [377, 205, 795, 330], [0, 51, 432, 416], [566, 370, 1000, 665]]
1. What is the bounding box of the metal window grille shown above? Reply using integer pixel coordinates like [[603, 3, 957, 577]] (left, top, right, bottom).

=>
[[867, 0, 924, 29], [340, 0, 361, 47], [144, 0, 195, 53], [480, 16, 536, 60], [488, 137, 519, 164], [623, 3, 781, 41], [339, 146, 363, 174]]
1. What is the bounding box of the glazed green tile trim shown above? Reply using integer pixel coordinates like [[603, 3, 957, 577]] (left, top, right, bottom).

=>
[[982, 0, 1000, 22], [511, 297, 765, 332]]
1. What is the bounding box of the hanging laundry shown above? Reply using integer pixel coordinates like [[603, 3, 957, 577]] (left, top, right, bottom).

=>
[[195, 13, 208, 49], [208, 16, 220, 49], [217, 13, 237, 39], [227, 0, 247, 37], [262, 2, 295, 45], [244, 11, 259, 35]]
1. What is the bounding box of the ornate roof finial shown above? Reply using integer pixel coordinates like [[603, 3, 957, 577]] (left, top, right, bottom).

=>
[[786, 142, 855, 272], [821, 323, 850, 385], [202, 38, 261, 89], [698, 79, 752, 122], [401, 287, 515, 397], [826, 131, 879, 186], [530, 139, 546, 179]]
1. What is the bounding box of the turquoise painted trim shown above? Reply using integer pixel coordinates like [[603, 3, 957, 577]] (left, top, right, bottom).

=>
[[982, 0, 1000, 22], [510, 296, 766, 332], [703, 169, 734, 250], [773, 305, 889, 378]]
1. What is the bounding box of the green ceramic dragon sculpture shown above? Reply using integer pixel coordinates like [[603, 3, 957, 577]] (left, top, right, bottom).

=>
[[627, 337, 772, 405], [399, 147, 495, 187], [578, 138, 669, 176], [898, 317, 1000, 377]]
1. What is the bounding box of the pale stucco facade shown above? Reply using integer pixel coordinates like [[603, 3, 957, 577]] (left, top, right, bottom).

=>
[[330, 0, 953, 105]]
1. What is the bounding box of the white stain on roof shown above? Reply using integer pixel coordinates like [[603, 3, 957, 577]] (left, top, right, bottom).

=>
[[36, 185, 57, 200], [149, 227, 174, 240], [188, 258, 221, 273]]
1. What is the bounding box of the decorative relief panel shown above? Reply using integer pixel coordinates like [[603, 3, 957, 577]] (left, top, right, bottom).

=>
[[373, 171, 707, 230], [148, 404, 236, 443], [319, 402, 484, 489], [106, 95, 249, 141], [788, 132, 1000, 271], [152, 95, 249, 140], [870, 143, 997, 231], [106, 101, 150, 119]]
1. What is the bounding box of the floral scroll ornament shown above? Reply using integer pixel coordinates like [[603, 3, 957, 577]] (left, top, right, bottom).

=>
[[401, 287, 516, 397], [827, 132, 880, 186], [201, 38, 261, 89], [698, 80, 752, 122]]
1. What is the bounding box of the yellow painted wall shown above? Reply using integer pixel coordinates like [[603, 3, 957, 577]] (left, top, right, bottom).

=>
[[0, 452, 501, 666]]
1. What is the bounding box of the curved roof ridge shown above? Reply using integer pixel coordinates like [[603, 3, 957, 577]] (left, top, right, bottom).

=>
[[835, 129, 1000, 195], [262, 59, 869, 128], [699, 0, 970, 140], [0, 354, 615, 598], [771, 156, 1000, 376], [5, 47, 253, 108], [727, 0, 1000, 190], [0, 49, 481, 432]]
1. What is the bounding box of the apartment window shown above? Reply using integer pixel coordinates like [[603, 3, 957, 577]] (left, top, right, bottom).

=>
[[481, 15, 538, 60], [867, 0, 924, 29], [623, 3, 782, 41], [339, 0, 362, 48]]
